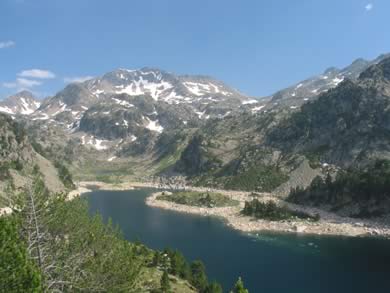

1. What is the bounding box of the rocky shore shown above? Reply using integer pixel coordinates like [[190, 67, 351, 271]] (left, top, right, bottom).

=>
[[146, 191, 390, 238], [68, 181, 390, 238]]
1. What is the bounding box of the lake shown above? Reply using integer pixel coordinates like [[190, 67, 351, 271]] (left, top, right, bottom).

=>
[[86, 188, 390, 293]]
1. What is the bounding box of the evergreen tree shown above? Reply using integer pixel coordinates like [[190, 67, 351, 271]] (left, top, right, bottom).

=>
[[152, 250, 161, 267], [231, 277, 249, 293], [0, 216, 42, 293], [170, 250, 188, 278], [206, 281, 223, 293], [0, 167, 228, 292], [13, 173, 142, 292], [191, 260, 208, 293], [161, 270, 170, 293]]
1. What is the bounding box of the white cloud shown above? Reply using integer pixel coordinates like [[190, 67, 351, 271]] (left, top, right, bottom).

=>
[[17, 78, 42, 87], [365, 3, 373, 11], [18, 69, 56, 79], [64, 75, 94, 83], [0, 41, 15, 49], [3, 78, 42, 89], [2, 68, 53, 93]]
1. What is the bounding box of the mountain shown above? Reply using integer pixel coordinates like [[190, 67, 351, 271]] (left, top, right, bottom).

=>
[[269, 57, 390, 216], [267, 56, 390, 166], [34, 67, 255, 123], [12, 54, 390, 199], [0, 91, 41, 116], [266, 53, 390, 110], [27, 68, 260, 153], [169, 55, 390, 199]]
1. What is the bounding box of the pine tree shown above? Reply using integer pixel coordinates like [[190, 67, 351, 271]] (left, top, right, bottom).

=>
[[170, 250, 187, 277], [161, 270, 170, 293], [231, 277, 249, 293], [191, 260, 208, 292], [0, 216, 42, 292], [152, 250, 161, 266], [206, 281, 223, 293]]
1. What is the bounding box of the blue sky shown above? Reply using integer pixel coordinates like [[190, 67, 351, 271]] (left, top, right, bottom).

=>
[[0, 0, 389, 99]]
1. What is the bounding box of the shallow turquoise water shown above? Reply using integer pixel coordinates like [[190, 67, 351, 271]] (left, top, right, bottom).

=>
[[86, 188, 390, 293]]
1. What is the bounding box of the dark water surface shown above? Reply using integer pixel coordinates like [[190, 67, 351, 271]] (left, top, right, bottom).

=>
[[86, 189, 390, 293]]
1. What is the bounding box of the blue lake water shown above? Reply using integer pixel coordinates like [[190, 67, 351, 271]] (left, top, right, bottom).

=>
[[86, 188, 390, 293]]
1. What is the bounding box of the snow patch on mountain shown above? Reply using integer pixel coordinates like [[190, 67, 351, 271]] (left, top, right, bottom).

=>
[[194, 110, 206, 119], [107, 156, 117, 162], [242, 99, 258, 105], [115, 77, 173, 100], [145, 117, 164, 133], [251, 105, 265, 113], [0, 106, 14, 115], [183, 81, 230, 97], [0, 91, 40, 116], [82, 135, 109, 150], [112, 98, 134, 108]]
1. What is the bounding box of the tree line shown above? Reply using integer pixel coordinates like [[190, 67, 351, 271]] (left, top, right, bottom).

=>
[[242, 199, 319, 222], [288, 160, 390, 217]]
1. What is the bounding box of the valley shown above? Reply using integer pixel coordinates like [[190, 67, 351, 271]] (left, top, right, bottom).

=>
[[3, 53, 390, 235], [3, 2, 390, 292], [2, 52, 390, 293]]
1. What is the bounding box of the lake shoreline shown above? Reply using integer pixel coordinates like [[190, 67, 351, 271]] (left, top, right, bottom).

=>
[[71, 181, 390, 239], [146, 191, 390, 239]]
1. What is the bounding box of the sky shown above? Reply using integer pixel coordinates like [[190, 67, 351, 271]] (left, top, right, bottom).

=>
[[0, 0, 389, 99]]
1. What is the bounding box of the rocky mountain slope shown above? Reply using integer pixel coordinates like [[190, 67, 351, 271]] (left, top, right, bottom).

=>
[[170, 55, 390, 199], [34, 67, 256, 124], [267, 56, 390, 167], [266, 53, 390, 110], [21, 68, 261, 155], [0, 91, 41, 116], [0, 113, 65, 200]]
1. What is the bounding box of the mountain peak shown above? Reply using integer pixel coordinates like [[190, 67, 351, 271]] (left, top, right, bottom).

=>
[[31, 67, 251, 130], [359, 56, 390, 81], [351, 58, 368, 65], [10, 90, 35, 99], [323, 67, 339, 75], [0, 91, 40, 115], [269, 52, 390, 109]]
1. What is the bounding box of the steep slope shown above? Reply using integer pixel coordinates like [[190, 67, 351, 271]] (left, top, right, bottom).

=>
[[172, 110, 294, 191], [0, 91, 41, 115], [267, 57, 390, 168], [0, 113, 65, 198]]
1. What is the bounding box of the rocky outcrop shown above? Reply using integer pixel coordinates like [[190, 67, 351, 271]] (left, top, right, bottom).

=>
[[175, 135, 222, 176], [0, 113, 65, 195]]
